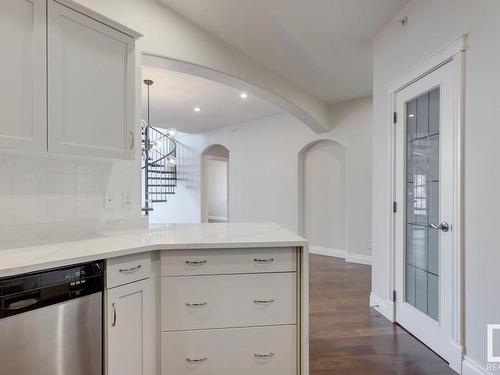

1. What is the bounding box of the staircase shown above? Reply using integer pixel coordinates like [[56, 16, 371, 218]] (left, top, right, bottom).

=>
[[142, 121, 177, 214]]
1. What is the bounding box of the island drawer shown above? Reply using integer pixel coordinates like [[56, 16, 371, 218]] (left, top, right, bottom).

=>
[[161, 273, 296, 331], [106, 252, 151, 289], [162, 325, 297, 375], [161, 247, 296, 276]]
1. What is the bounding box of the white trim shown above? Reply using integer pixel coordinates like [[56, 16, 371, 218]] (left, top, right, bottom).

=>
[[55, 0, 142, 38], [200, 145, 230, 223], [142, 55, 329, 133], [309, 246, 372, 265], [448, 341, 465, 374], [345, 253, 372, 266], [205, 155, 229, 162], [388, 34, 467, 93], [462, 356, 493, 375], [309, 246, 345, 259], [387, 34, 466, 370], [369, 292, 395, 322]]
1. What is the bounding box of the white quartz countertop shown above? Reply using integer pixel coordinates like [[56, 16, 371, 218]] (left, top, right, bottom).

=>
[[0, 223, 307, 277]]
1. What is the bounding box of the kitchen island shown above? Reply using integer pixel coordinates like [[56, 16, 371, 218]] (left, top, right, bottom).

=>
[[0, 222, 309, 375]]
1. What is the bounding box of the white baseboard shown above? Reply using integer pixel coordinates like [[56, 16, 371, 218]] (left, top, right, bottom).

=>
[[463, 356, 494, 375], [309, 245, 372, 265], [309, 245, 346, 259], [345, 252, 372, 265], [369, 292, 395, 322], [448, 341, 464, 374]]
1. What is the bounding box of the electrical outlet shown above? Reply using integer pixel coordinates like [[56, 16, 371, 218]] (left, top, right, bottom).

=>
[[122, 192, 132, 209], [103, 192, 113, 209]]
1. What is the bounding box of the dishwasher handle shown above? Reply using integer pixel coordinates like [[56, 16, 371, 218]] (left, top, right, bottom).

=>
[[3, 297, 40, 311]]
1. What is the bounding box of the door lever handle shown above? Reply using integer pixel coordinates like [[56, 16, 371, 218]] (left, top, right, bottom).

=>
[[429, 222, 450, 232]]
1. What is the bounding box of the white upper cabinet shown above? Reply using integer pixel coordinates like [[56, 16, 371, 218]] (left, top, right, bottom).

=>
[[0, 0, 47, 151], [48, 0, 137, 159]]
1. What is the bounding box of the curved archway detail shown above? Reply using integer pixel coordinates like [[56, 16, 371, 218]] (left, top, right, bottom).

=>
[[297, 139, 347, 254]]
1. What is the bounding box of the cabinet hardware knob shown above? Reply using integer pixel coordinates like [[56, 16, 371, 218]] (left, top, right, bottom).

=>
[[185, 260, 207, 265], [185, 302, 208, 307], [253, 299, 275, 304], [118, 264, 142, 273], [253, 258, 274, 263], [254, 352, 274, 358], [186, 357, 208, 363]]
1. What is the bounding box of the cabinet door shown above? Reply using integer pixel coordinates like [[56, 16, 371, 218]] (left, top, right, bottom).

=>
[[107, 279, 153, 375], [48, 0, 135, 159], [0, 0, 47, 151]]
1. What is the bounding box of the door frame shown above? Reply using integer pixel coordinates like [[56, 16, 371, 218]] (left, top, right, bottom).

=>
[[387, 35, 466, 372], [201, 151, 230, 223]]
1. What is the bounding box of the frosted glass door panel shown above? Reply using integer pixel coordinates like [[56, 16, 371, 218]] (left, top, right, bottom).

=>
[[405, 87, 440, 321]]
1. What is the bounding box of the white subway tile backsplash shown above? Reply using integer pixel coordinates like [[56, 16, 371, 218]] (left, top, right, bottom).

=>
[[0, 155, 12, 173], [0, 195, 13, 226], [76, 194, 101, 220], [13, 157, 48, 195], [0, 172, 12, 195], [0, 154, 140, 227], [47, 194, 77, 222], [13, 194, 48, 224]]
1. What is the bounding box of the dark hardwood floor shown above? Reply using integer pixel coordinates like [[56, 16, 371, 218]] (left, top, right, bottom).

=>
[[309, 254, 456, 375]]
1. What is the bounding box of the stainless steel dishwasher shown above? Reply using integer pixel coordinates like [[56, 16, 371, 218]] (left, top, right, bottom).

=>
[[0, 261, 104, 375]]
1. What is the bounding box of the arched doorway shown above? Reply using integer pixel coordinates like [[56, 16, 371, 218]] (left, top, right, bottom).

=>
[[201, 145, 230, 223], [298, 140, 346, 254]]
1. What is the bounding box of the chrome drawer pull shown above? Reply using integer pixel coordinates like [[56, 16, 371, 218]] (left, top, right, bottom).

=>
[[118, 264, 142, 273], [254, 352, 274, 359], [185, 302, 208, 307], [111, 303, 117, 326], [253, 299, 275, 304], [185, 260, 207, 265], [253, 258, 274, 263], [186, 357, 208, 363]]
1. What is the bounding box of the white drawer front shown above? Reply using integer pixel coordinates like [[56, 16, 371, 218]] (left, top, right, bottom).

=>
[[107, 252, 151, 289], [161, 247, 296, 276], [162, 325, 296, 375], [161, 273, 296, 331]]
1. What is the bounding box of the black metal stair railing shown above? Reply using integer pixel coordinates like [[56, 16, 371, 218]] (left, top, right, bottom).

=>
[[142, 121, 177, 214]]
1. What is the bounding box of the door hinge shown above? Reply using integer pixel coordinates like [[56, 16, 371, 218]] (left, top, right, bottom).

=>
[[393, 201, 397, 213], [393, 112, 398, 124], [392, 290, 397, 302]]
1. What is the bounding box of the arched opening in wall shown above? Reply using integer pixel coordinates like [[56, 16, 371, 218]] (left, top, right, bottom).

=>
[[140, 54, 285, 223], [298, 140, 347, 254], [201, 145, 230, 223]]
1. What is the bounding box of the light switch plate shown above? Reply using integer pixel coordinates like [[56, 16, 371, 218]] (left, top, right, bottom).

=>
[[122, 192, 132, 209], [103, 192, 113, 209]]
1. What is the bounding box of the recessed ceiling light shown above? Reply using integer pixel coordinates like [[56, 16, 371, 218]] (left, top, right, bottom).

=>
[[240, 92, 248, 99], [408, 114, 415, 118], [194, 107, 201, 112]]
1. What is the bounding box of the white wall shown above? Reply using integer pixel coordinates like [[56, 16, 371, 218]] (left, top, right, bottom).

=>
[[74, 0, 330, 132], [371, 1, 500, 372], [149, 96, 373, 258], [302, 141, 346, 251], [206, 158, 228, 221]]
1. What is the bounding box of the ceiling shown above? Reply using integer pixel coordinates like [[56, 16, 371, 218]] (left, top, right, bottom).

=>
[[141, 65, 284, 133], [160, 0, 407, 103]]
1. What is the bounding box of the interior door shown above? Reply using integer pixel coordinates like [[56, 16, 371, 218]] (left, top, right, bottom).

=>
[[394, 61, 455, 362]]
